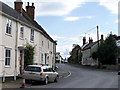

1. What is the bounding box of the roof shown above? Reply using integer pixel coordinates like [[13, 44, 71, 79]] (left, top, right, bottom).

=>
[[0, 1, 56, 44], [82, 41, 98, 50]]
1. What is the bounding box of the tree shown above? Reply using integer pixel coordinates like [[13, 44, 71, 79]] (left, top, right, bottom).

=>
[[91, 52, 98, 60], [24, 44, 35, 68], [68, 45, 82, 64], [97, 34, 118, 65]]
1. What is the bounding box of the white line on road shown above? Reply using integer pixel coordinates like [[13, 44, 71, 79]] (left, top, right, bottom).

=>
[[64, 71, 71, 79]]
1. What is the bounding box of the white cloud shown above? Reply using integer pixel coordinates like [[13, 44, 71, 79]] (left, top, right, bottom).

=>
[[1, 0, 85, 16], [99, 0, 119, 14], [64, 17, 80, 21], [51, 35, 65, 39], [35, 0, 85, 16], [1, 0, 118, 17], [64, 16, 94, 21]]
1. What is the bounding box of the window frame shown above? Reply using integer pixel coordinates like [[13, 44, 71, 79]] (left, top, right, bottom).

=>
[[5, 48, 12, 67], [6, 18, 12, 36], [30, 29, 34, 42], [20, 25, 24, 40]]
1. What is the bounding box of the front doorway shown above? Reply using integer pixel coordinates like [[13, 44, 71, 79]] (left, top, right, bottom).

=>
[[19, 50, 24, 74]]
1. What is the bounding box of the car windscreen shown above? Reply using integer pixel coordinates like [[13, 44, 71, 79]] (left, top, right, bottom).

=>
[[25, 66, 41, 72]]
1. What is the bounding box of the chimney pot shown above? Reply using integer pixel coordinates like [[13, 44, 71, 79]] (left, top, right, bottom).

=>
[[27, 2, 29, 6], [89, 37, 93, 43], [83, 37, 86, 45], [101, 34, 104, 40], [26, 2, 35, 19], [32, 3, 34, 6]]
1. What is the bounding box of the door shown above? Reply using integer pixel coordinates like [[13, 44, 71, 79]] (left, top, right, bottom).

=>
[[20, 50, 23, 74]]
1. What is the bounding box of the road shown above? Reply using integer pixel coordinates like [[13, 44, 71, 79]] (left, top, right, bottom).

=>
[[30, 64, 118, 88]]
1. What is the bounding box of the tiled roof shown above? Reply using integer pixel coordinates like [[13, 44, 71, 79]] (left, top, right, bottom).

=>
[[0, 1, 56, 44], [82, 41, 98, 50]]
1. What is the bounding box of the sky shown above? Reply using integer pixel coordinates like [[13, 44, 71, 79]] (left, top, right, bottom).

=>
[[1, 0, 119, 58]]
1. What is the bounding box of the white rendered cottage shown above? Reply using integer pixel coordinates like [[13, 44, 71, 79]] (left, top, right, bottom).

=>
[[0, 0, 57, 81]]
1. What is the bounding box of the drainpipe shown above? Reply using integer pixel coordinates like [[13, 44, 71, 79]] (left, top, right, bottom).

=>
[[14, 17, 19, 80]]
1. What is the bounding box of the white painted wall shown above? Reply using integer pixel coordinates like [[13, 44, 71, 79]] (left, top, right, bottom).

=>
[[0, 15, 56, 77], [82, 42, 99, 66], [0, 13, 3, 77], [1, 15, 16, 77]]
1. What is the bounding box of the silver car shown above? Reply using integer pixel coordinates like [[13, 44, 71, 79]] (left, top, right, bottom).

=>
[[22, 65, 59, 84]]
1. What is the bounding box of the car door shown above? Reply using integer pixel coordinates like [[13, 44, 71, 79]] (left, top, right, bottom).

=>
[[49, 68, 57, 81]]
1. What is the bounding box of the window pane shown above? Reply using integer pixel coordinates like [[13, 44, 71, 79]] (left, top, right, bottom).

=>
[[8, 50, 10, 57], [5, 49, 11, 66], [6, 19, 12, 35], [20, 26, 24, 38], [5, 58, 7, 65], [30, 29, 34, 41], [7, 58, 10, 65]]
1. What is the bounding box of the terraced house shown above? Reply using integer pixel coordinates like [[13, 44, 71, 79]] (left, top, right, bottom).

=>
[[0, 0, 57, 80]]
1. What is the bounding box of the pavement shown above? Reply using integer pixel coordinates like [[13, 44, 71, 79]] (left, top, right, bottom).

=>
[[1, 66, 70, 88]]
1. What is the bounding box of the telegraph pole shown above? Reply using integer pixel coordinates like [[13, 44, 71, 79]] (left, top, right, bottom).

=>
[[97, 25, 99, 47]]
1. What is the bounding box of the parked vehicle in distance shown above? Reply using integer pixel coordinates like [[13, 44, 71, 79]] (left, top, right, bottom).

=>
[[22, 65, 59, 85]]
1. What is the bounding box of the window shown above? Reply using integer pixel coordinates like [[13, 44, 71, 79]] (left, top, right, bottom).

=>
[[41, 53, 43, 63], [20, 25, 24, 39], [43, 68, 53, 72], [56, 56, 58, 59], [48, 41, 49, 49], [30, 29, 34, 42], [42, 41, 44, 46], [25, 66, 41, 72], [6, 18, 12, 35], [5, 48, 11, 66]]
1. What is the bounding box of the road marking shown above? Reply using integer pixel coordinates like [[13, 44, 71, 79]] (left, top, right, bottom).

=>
[[64, 71, 71, 79]]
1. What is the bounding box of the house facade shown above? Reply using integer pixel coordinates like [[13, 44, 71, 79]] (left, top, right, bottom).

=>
[[55, 52, 63, 63], [0, 0, 57, 79], [82, 35, 103, 66]]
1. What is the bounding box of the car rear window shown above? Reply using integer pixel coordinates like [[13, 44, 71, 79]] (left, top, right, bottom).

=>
[[25, 66, 41, 72]]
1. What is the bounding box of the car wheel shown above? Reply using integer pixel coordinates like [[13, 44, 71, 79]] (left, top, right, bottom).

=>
[[54, 76, 59, 82], [44, 77, 48, 85], [25, 79, 32, 84]]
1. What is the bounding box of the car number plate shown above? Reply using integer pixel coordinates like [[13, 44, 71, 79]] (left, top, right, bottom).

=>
[[29, 73, 35, 75]]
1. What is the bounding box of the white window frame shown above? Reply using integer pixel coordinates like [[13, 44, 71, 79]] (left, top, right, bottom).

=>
[[5, 48, 11, 67], [20, 25, 24, 39], [30, 29, 34, 42], [6, 18, 12, 36]]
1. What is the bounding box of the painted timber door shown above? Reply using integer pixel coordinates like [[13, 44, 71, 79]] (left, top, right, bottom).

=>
[[20, 50, 23, 74]]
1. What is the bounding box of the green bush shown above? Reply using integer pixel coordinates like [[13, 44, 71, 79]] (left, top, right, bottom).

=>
[[24, 44, 35, 68]]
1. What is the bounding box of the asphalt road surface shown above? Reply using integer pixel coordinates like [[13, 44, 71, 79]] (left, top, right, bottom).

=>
[[30, 64, 118, 88]]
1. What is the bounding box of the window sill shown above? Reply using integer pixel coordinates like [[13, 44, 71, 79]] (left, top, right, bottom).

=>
[[4, 66, 11, 68], [5, 33, 12, 37], [19, 38, 24, 40], [30, 40, 34, 43]]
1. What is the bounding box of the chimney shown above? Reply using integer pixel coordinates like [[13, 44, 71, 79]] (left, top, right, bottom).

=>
[[89, 37, 93, 44], [83, 37, 86, 45], [101, 34, 104, 40], [14, 0, 23, 13], [26, 2, 35, 19]]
